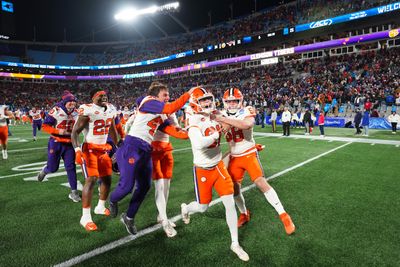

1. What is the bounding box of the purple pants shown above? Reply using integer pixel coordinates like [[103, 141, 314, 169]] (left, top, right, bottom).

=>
[[43, 137, 77, 190], [32, 120, 42, 137], [110, 135, 152, 219]]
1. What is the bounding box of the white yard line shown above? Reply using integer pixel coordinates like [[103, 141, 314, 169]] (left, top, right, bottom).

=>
[[53, 142, 352, 267], [8, 147, 47, 153], [253, 132, 400, 146]]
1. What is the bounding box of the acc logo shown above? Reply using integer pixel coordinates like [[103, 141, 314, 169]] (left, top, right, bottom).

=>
[[128, 158, 135, 165], [389, 29, 399, 38], [310, 19, 332, 29], [200, 177, 207, 182]]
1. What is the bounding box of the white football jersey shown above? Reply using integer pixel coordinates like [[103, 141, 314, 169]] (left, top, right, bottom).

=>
[[78, 103, 117, 145], [0, 105, 7, 126], [48, 106, 78, 133], [15, 110, 21, 117], [222, 106, 256, 157], [153, 113, 179, 143], [128, 96, 168, 144], [187, 111, 222, 168], [29, 110, 42, 121]]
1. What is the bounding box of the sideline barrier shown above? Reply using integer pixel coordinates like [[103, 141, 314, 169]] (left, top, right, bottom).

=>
[[264, 116, 395, 130]]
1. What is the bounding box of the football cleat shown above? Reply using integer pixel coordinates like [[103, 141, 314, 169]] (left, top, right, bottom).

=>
[[120, 213, 137, 235], [230, 243, 250, 262], [157, 215, 176, 228], [109, 201, 118, 218], [37, 169, 47, 182], [181, 203, 190, 224], [2, 150, 8, 159], [94, 206, 110, 216], [80, 217, 97, 231], [279, 212, 295, 235], [162, 220, 177, 238], [68, 190, 81, 202], [237, 210, 251, 228]]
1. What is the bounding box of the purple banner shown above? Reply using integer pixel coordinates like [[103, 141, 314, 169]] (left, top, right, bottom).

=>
[[0, 28, 398, 80]]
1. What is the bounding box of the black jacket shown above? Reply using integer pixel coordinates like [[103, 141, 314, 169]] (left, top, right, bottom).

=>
[[354, 112, 362, 125]]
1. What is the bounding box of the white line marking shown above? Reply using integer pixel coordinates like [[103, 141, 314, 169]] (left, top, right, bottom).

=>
[[254, 132, 400, 146], [53, 142, 352, 267], [371, 143, 375, 146], [8, 147, 47, 153]]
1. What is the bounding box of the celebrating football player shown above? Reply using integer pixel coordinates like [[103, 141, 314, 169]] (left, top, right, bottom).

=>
[[0, 105, 14, 159], [181, 87, 249, 262], [37, 91, 80, 202], [214, 88, 295, 235], [71, 89, 119, 231], [29, 107, 43, 141], [109, 82, 192, 235]]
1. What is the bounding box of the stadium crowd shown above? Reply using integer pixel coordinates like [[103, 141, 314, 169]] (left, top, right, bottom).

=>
[[74, 0, 391, 66], [1, 46, 400, 117]]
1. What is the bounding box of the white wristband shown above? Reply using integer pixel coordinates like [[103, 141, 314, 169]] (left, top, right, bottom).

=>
[[74, 147, 81, 152]]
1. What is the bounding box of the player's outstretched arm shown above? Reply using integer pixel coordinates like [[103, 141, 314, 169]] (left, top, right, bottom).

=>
[[5, 109, 15, 120]]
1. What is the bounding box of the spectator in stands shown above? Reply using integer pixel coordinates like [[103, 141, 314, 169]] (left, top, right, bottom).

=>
[[354, 109, 362, 135], [388, 111, 400, 134]]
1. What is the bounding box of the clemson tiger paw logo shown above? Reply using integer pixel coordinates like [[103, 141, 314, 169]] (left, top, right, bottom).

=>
[[128, 158, 135, 165], [389, 29, 399, 38]]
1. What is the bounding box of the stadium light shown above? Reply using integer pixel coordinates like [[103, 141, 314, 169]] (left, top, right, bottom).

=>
[[114, 2, 179, 22]]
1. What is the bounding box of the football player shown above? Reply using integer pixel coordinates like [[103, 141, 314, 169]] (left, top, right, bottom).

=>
[[152, 113, 188, 237], [71, 89, 119, 231], [14, 109, 21, 125], [181, 88, 249, 262], [109, 82, 193, 235], [0, 105, 14, 159], [29, 107, 42, 141], [214, 88, 295, 235], [37, 91, 80, 202]]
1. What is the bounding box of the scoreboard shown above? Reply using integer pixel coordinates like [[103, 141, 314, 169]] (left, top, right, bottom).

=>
[[0, 0, 15, 39]]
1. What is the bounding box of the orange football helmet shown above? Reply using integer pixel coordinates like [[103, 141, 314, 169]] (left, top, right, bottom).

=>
[[223, 88, 243, 114], [189, 87, 215, 114]]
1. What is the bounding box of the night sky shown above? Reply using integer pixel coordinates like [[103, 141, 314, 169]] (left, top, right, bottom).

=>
[[9, 0, 285, 42]]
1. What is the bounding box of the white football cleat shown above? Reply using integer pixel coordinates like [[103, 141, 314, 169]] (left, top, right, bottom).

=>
[[157, 215, 176, 228], [162, 221, 177, 238], [181, 203, 190, 224], [230, 243, 249, 262], [2, 150, 7, 159]]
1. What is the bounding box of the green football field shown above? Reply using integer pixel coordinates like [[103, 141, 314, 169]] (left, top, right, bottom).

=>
[[1, 124, 399, 266]]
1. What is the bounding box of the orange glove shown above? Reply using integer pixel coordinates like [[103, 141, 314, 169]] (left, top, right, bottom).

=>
[[75, 148, 84, 165], [255, 144, 265, 151]]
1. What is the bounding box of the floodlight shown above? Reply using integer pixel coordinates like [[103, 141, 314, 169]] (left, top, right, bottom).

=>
[[114, 2, 179, 21]]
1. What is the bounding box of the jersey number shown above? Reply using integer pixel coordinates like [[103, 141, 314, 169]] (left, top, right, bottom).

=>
[[225, 127, 244, 143], [204, 125, 221, 148], [57, 120, 75, 132], [93, 118, 113, 135], [147, 116, 163, 136]]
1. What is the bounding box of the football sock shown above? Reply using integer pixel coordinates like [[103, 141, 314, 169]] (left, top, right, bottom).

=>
[[97, 199, 106, 209], [234, 193, 247, 214], [264, 187, 285, 215], [221, 195, 238, 244], [186, 201, 208, 213], [154, 180, 168, 222], [81, 207, 92, 224], [163, 179, 170, 205]]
